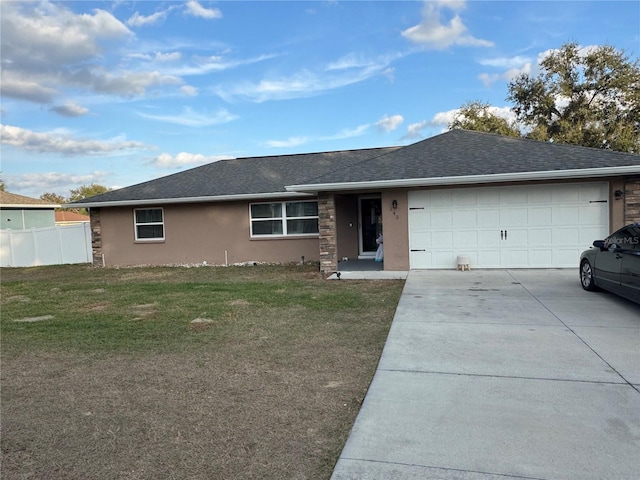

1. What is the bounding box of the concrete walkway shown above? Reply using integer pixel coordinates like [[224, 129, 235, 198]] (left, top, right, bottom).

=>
[[332, 269, 640, 480]]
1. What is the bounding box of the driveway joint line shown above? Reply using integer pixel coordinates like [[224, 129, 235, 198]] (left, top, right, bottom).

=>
[[339, 457, 550, 480], [506, 270, 640, 394], [378, 368, 628, 385]]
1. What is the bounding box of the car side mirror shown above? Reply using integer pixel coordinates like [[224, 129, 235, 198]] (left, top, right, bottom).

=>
[[593, 240, 605, 250]]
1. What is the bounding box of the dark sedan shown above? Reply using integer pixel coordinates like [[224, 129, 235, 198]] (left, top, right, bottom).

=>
[[580, 223, 640, 304]]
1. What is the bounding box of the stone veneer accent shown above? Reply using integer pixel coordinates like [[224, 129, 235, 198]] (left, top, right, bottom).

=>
[[624, 178, 640, 224], [318, 192, 338, 274], [89, 208, 103, 267]]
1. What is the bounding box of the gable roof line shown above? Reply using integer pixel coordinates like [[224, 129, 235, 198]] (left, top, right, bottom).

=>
[[71, 191, 314, 209], [286, 165, 640, 193]]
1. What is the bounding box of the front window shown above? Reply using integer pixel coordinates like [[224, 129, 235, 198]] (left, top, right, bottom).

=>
[[134, 208, 164, 241], [250, 201, 318, 237]]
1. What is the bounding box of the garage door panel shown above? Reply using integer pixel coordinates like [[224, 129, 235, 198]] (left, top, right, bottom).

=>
[[553, 206, 580, 225], [431, 211, 453, 227], [579, 183, 608, 201], [453, 190, 478, 207], [529, 207, 552, 226], [500, 190, 528, 204], [408, 182, 609, 269], [453, 230, 478, 248], [478, 191, 500, 206], [478, 209, 500, 227], [529, 189, 552, 204], [529, 229, 552, 245], [580, 227, 606, 245], [410, 250, 432, 267], [478, 250, 501, 267], [431, 191, 453, 207], [579, 204, 607, 223], [433, 250, 456, 268], [432, 231, 453, 246], [502, 249, 530, 267], [501, 208, 528, 226], [504, 228, 528, 245], [555, 248, 581, 266], [553, 227, 579, 246], [479, 230, 501, 247], [453, 209, 478, 226], [531, 249, 553, 266]]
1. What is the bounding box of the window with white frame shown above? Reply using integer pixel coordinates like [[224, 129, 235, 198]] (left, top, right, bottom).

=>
[[250, 201, 318, 237], [134, 208, 164, 241]]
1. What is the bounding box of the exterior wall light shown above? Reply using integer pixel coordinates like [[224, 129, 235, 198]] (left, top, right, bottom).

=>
[[392, 199, 398, 209], [614, 189, 624, 200]]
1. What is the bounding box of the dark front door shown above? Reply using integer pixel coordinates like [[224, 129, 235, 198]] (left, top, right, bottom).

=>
[[359, 197, 382, 256]]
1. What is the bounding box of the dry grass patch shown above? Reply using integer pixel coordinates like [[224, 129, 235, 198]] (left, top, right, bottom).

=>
[[1, 264, 403, 480]]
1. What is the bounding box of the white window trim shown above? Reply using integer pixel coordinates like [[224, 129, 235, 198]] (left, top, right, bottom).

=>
[[250, 200, 319, 238], [134, 207, 165, 241]]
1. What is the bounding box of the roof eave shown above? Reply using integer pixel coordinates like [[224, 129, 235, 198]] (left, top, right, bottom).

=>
[[285, 166, 640, 193], [0, 204, 61, 209], [71, 191, 315, 208]]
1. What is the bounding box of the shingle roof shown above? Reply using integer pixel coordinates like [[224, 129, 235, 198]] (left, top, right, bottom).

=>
[[55, 211, 90, 222], [73, 130, 640, 206], [75, 146, 397, 206], [0, 191, 58, 207], [295, 130, 640, 186]]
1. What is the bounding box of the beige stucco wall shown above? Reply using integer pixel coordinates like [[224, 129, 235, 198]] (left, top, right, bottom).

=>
[[381, 190, 409, 271], [99, 201, 319, 267]]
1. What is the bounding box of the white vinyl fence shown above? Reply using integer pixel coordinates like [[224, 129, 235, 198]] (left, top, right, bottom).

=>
[[0, 223, 92, 268]]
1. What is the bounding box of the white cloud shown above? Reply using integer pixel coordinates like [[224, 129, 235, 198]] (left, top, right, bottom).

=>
[[375, 114, 404, 132], [50, 102, 90, 117], [125, 51, 182, 63], [430, 109, 459, 127], [5, 171, 111, 197], [185, 1, 222, 19], [215, 55, 394, 103], [478, 55, 531, 69], [127, 6, 179, 27], [266, 137, 309, 148], [167, 53, 277, 77], [180, 85, 199, 96], [1, 1, 131, 69], [70, 69, 183, 97], [477, 55, 532, 86], [127, 11, 167, 27], [0, 124, 148, 155], [323, 124, 370, 140], [155, 52, 182, 62], [0, 1, 183, 104], [152, 152, 233, 168], [402, 1, 493, 49], [404, 120, 429, 139], [0, 72, 58, 103], [429, 105, 517, 128], [266, 124, 370, 148], [137, 107, 237, 127]]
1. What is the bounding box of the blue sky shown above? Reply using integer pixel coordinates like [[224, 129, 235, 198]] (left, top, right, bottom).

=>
[[1, 0, 639, 198]]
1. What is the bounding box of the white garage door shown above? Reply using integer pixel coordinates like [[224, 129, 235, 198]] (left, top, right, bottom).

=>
[[408, 182, 609, 269]]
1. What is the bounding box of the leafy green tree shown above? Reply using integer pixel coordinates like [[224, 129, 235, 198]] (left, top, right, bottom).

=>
[[449, 101, 521, 137], [68, 184, 111, 203], [507, 42, 640, 152], [40, 192, 67, 205], [68, 184, 111, 214]]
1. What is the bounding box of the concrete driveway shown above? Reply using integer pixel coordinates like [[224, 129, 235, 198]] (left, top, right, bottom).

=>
[[331, 269, 640, 480]]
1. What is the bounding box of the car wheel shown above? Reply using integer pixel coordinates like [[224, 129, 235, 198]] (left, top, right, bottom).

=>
[[580, 259, 598, 291]]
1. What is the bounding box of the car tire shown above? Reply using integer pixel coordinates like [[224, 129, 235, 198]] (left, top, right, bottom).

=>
[[580, 259, 598, 291]]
